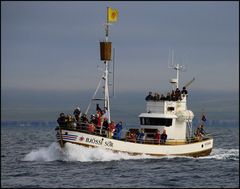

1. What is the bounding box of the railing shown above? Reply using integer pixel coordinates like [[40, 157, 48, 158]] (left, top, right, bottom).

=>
[[56, 123, 168, 145], [186, 133, 213, 143]]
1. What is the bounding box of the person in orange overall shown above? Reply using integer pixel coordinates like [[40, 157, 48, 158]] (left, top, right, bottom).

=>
[[107, 121, 115, 139]]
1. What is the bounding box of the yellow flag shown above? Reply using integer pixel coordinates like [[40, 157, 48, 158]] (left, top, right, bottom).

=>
[[107, 7, 118, 23]]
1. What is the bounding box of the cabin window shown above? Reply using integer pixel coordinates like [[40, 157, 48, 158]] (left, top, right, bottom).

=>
[[140, 117, 172, 126], [167, 107, 174, 111]]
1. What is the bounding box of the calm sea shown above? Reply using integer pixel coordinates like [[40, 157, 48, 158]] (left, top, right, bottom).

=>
[[1, 121, 239, 188]]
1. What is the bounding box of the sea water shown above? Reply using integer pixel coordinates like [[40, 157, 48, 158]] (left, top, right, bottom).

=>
[[1, 122, 239, 188]]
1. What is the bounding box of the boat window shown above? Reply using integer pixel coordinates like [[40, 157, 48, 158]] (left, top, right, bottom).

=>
[[167, 107, 174, 111], [140, 117, 172, 126]]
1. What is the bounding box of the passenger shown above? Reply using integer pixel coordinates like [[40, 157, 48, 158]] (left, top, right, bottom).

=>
[[194, 124, 205, 141], [57, 113, 67, 127], [65, 115, 75, 129], [107, 121, 115, 139], [96, 110, 104, 135], [103, 107, 110, 123], [80, 113, 89, 131], [102, 118, 109, 136], [96, 110, 102, 125], [128, 130, 137, 143], [135, 129, 140, 139], [166, 92, 171, 101], [170, 90, 176, 101], [90, 114, 98, 125], [153, 93, 160, 101], [80, 113, 89, 123], [113, 129, 117, 139], [154, 129, 161, 144], [96, 104, 103, 115], [145, 91, 154, 101], [115, 121, 123, 140], [137, 128, 145, 143], [87, 122, 95, 134], [160, 130, 168, 144], [181, 86, 188, 96], [175, 88, 181, 100], [160, 94, 166, 100], [73, 107, 81, 122], [199, 124, 206, 135]]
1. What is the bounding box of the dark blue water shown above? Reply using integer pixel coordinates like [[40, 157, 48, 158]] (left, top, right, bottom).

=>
[[1, 123, 239, 188]]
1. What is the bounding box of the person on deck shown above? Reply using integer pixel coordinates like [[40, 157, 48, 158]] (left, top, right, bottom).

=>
[[154, 129, 161, 144], [199, 124, 206, 135], [175, 88, 182, 100], [73, 107, 81, 122], [107, 121, 115, 139], [160, 94, 166, 100], [103, 107, 110, 123], [145, 91, 154, 101], [87, 122, 95, 134], [96, 110, 103, 135], [160, 130, 168, 144], [137, 128, 145, 143], [170, 90, 176, 101], [102, 118, 109, 136], [128, 130, 137, 143], [115, 121, 123, 140], [90, 114, 98, 125], [96, 104, 103, 115], [166, 92, 171, 101], [80, 113, 89, 131], [181, 86, 188, 96], [153, 92, 160, 101], [57, 113, 67, 127], [194, 124, 206, 141]]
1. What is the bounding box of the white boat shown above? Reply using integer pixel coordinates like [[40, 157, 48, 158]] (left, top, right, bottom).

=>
[[55, 7, 213, 157]]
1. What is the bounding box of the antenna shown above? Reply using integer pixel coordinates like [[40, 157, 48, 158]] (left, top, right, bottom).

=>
[[168, 49, 186, 89]]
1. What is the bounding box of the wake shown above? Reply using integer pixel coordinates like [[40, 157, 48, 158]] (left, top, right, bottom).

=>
[[199, 148, 239, 160], [22, 142, 154, 162], [22, 142, 239, 162]]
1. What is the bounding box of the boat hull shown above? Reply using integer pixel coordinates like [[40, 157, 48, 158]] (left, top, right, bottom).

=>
[[57, 129, 213, 157]]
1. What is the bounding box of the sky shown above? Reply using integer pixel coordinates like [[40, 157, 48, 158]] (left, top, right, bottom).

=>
[[1, 1, 239, 121]]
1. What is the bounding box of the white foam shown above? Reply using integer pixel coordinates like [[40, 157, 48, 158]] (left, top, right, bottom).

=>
[[60, 143, 156, 162], [199, 148, 239, 160], [22, 142, 155, 162], [22, 142, 63, 161], [23, 143, 239, 162]]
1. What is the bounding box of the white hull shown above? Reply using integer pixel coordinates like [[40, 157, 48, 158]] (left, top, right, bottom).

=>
[[58, 129, 213, 157]]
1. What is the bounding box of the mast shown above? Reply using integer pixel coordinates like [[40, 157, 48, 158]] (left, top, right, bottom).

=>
[[99, 7, 119, 123], [104, 22, 110, 122]]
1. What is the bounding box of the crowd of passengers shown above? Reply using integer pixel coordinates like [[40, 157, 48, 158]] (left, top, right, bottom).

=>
[[145, 86, 188, 101], [56, 104, 168, 144], [56, 104, 123, 140]]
